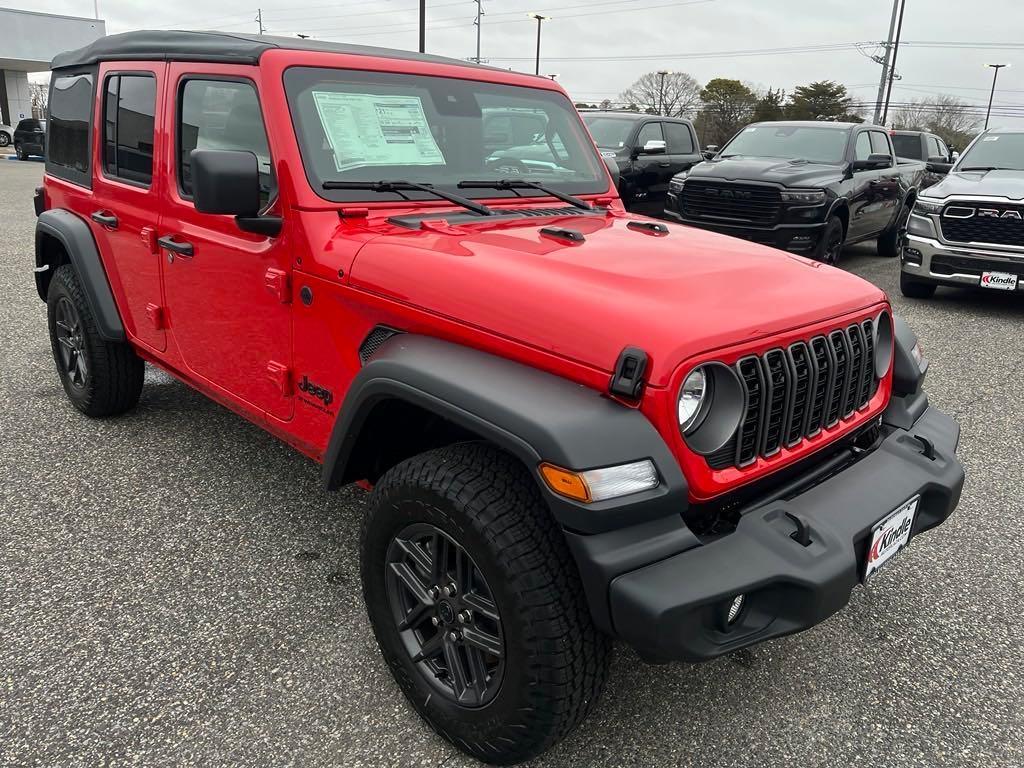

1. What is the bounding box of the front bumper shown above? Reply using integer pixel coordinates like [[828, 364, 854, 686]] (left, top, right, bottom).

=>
[[665, 192, 826, 254], [604, 403, 963, 662], [903, 232, 1024, 289]]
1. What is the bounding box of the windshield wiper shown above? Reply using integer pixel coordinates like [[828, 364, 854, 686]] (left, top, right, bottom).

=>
[[321, 180, 495, 217], [959, 166, 1011, 172], [457, 179, 593, 211]]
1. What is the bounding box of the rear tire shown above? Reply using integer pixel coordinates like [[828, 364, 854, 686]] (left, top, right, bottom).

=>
[[878, 202, 911, 258], [814, 215, 844, 265], [900, 271, 936, 299], [0, 132, 10, 147], [361, 442, 610, 765], [46, 264, 144, 417], [15, 143, 28, 160]]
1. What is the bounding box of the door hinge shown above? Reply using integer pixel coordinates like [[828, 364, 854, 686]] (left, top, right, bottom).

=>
[[145, 303, 165, 330], [140, 225, 158, 254], [264, 267, 292, 304], [266, 361, 292, 396]]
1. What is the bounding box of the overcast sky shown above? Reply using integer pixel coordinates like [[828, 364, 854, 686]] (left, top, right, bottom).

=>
[[14, 0, 1024, 127]]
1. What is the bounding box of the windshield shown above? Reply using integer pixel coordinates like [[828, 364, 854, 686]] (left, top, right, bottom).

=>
[[721, 124, 848, 164], [284, 67, 607, 202], [955, 132, 1024, 171], [581, 115, 635, 150], [891, 134, 921, 160]]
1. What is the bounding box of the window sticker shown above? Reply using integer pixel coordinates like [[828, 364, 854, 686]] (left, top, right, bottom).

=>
[[311, 91, 445, 172], [981, 136, 1000, 141]]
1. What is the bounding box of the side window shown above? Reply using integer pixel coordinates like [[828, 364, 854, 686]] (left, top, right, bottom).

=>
[[869, 131, 892, 157], [854, 132, 872, 161], [47, 71, 94, 186], [936, 138, 950, 158], [663, 122, 694, 154], [927, 136, 943, 159], [103, 74, 157, 185], [636, 122, 664, 149], [178, 79, 275, 205]]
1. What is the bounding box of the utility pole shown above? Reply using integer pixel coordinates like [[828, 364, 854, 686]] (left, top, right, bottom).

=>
[[984, 63, 1009, 129], [657, 70, 670, 116], [419, 0, 426, 53], [473, 0, 484, 64], [529, 13, 549, 76], [872, 0, 900, 125], [256, 8, 266, 35], [880, 0, 906, 127]]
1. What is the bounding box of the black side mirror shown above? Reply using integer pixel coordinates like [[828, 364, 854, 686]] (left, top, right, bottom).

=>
[[603, 155, 620, 190], [850, 153, 892, 172], [191, 149, 281, 236]]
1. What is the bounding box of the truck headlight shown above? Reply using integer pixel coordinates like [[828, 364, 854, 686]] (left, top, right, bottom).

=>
[[907, 213, 936, 238], [913, 197, 943, 215], [678, 368, 708, 433], [668, 174, 688, 194], [780, 189, 826, 204]]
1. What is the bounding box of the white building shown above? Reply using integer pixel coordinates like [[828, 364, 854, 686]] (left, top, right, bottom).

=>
[[0, 7, 105, 125]]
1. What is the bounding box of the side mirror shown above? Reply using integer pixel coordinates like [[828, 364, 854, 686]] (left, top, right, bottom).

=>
[[705, 144, 719, 153], [639, 139, 667, 155], [191, 149, 281, 236], [850, 153, 892, 172], [603, 155, 621, 189]]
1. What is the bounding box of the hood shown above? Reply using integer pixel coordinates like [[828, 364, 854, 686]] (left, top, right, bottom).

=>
[[923, 169, 1024, 201], [688, 156, 845, 187], [347, 212, 885, 386]]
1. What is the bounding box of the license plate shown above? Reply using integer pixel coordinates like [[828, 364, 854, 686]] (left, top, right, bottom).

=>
[[980, 271, 1018, 290], [864, 496, 919, 582]]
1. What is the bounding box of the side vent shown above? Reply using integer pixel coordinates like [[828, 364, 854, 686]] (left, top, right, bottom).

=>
[[359, 326, 402, 365]]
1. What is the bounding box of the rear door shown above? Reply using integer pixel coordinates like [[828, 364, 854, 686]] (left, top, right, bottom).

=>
[[630, 121, 669, 213], [89, 63, 166, 352], [869, 130, 902, 233], [157, 63, 293, 420], [662, 120, 701, 179]]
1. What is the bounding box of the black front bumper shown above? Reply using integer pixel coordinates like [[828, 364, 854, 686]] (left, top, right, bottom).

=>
[[602, 404, 963, 662], [665, 192, 826, 254]]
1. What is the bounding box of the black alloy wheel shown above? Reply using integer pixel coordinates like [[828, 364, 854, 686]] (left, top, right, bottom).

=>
[[385, 522, 505, 708], [820, 219, 844, 265], [53, 297, 88, 389]]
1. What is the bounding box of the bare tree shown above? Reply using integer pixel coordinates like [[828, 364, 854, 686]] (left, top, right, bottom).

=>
[[619, 71, 702, 118], [29, 82, 48, 119], [890, 94, 980, 150]]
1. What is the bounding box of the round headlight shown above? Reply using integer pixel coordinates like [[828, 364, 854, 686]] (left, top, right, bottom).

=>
[[678, 368, 708, 433]]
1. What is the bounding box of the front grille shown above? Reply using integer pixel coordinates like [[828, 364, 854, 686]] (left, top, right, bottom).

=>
[[680, 181, 782, 225], [931, 253, 1024, 278], [940, 204, 1024, 248], [706, 320, 879, 470]]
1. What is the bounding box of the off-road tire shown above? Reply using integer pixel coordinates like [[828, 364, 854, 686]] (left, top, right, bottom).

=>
[[361, 442, 610, 765], [878, 202, 912, 258], [900, 271, 937, 299], [814, 215, 844, 264], [46, 264, 144, 417]]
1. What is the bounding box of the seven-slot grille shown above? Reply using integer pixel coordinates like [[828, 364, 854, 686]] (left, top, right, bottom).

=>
[[680, 181, 782, 225], [939, 204, 1024, 248], [706, 319, 878, 470]]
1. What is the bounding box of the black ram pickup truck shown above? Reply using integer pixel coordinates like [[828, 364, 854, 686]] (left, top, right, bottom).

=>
[[581, 111, 702, 216], [891, 129, 956, 188], [665, 121, 925, 263]]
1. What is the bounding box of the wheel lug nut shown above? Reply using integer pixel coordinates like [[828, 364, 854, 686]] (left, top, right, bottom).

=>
[[457, 611, 471, 624], [447, 631, 460, 642], [431, 616, 440, 627], [429, 587, 440, 599], [441, 586, 452, 597]]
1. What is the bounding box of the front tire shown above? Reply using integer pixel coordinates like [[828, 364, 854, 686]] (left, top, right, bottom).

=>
[[0, 132, 10, 147], [814, 215, 844, 265], [900, 271, 937, 299], [361, 442, 610, 765], [15, 143, 28, 160], [47, 264, 144, 417], [878, 202, 911, 258]]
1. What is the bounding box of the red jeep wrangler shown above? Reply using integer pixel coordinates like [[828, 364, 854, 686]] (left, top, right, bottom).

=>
[[35, 31, 964, 765]]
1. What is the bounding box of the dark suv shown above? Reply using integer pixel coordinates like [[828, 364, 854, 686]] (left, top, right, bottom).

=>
[[581, 111, 701, 215], [14, 118, 46, 160]]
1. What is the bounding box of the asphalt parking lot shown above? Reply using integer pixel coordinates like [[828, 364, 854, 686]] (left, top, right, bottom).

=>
[[1, 159, 1022, 768]]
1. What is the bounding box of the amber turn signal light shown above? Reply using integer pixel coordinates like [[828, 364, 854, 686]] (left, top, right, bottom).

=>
[[539, 463, 591, 502]]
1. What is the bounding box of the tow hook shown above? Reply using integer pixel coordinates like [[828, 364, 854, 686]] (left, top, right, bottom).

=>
[[785, 511, 812, 547], [911, 434, 937, 461], [33, 264, 49, 273]]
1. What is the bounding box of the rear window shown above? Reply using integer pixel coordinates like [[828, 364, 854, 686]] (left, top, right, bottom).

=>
[[47, 71, 95, 187], [16, 119, 42, 131], [103, 74, 157, 186], [891, 134, 921, 160]]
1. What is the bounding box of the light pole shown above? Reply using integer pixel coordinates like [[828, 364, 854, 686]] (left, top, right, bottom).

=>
[[984, 63, 1010, 130], [880, 0, 905, 126], [657, 70, 671, 116], [419, 0, 426, 53], [528, 13, 549, 76]]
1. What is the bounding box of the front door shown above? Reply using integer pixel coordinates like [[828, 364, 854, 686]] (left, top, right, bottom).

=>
[[158, 64, 293, 420], [630, 121, 671, 214], [848, 131, 891, 240], [90, 64, 167, 352]]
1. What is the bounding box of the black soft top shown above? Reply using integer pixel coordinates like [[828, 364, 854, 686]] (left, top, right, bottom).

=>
[[52, 29, 499, 72]]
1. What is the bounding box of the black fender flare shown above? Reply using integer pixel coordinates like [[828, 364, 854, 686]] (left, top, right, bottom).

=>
[[322, 334, 689, 535], [825, 198, 850, 238], [36, 208, 125, 342]]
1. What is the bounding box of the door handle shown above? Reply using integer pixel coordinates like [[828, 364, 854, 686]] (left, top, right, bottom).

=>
[[658, 161, 671, 167], [157, 235, 194, 257], [91, 210, 119, 228]]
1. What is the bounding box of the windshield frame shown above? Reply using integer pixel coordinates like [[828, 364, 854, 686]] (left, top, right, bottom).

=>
[[952, 131, 1024, 173], [718, 123, 851, 165], [283, 65, 610, 204]]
